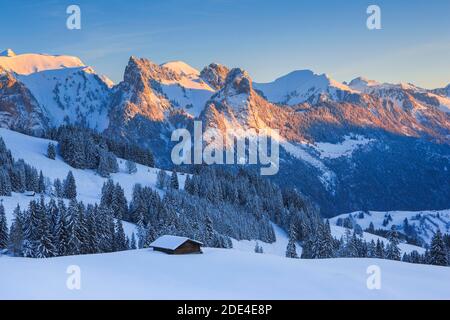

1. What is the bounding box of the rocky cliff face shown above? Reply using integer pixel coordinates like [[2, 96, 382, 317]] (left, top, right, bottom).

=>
[[0, 67, 48, 134]]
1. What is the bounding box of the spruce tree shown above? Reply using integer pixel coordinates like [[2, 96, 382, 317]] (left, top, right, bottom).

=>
[[430, 230, 448, 266], [205, 216, 215, 246], [35, 208, 56, 258], [387, 228, 401, 261], [56, 200, 70, 256], [156, 170, 167, 189], [8, 205, 24, 256], [38, 171, 46, 194], [286, 223, 299, 259], [0, 168, 12, 196], [54, 179, 63, 198], [47, 143, 56, 160], [85, 207, 99, 254], [126, 160, 137, 174], [66, 199, 81, 255], [0, 203, 9, 249], [130, 233, 137, 250], [23, 201, 41, 257], [114, 220, 128, 251], [318, 220, 334, 258], [63, 171, 77, 199], [170, 169, 179, 190]]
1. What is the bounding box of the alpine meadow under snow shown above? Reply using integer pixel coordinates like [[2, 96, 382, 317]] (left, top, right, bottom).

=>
[[0, 48, 450, 300]]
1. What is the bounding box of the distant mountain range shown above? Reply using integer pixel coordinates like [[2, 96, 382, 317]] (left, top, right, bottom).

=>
[[1, 49, 449, 216]]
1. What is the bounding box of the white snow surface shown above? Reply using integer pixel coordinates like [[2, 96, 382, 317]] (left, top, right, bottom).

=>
[[0, 52, 84, 75], [162, 61, 200, 77], [18, 67, 111, 130], [331, 209, 450, 245], [254, 70, 355, 105], [1, 248, 450, 299], [232, 224, 302, 257], [158, 61, 215, 117], [313, 135, 374, 159]]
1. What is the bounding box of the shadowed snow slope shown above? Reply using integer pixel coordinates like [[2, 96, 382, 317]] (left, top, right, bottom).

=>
[[1, 249, 449, 299]]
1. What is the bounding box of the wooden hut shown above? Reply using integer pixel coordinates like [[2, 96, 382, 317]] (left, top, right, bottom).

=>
[[149, 235, 203, 255]]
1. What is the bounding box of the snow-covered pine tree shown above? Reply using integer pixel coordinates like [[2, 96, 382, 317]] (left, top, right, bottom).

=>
[[8, 205, 24, 256], [77, 203, 90, 255], [56, 200, 70, 256], [286, 223, 299, 259], [254, 242, 264, 254], [170, 169, 179, 190], [318, 220, 334, 258], [430, 230, 448, 266], [368, 240, 376, 258], [130, 233, 137, 250], [0, 168, 12, 196], [204, 215, 215, 247], [0, 203, 8, 249], [22, 200, 41, 258], [375, 239, 384, 258], [66, 199, 81, 255], [367, 222, 375, 234], [184, 175, 193, 194], [100, 179, 115, 207], [126, 160, 137, 174], [114, 220, 128, 251], [156, 169, 168, 190], [85, 205, 99, 254], [96, 204, 115, 253], [46, 199, 60, 243], [112, 183, 128, 220], [63, 171, 77, 199], [47, 143, 56, 160], [38, 171, 45, 194], [35, 206, 56, 258], [386, 227, 401, 261], [53, 178, 63, 198]]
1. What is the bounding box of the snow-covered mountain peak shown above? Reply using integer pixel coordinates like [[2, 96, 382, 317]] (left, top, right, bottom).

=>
[[0, 51, 85, 75], [161, 60, 200, 77], [348, 76, 381, 91], [254, 69, 355, 105], [0, 49, 16, 57]]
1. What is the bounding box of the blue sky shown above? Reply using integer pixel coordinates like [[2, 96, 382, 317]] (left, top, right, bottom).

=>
[[1, 0, 450, 88]]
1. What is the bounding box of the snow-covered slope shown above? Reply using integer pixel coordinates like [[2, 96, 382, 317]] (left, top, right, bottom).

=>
[[0, 50, 84, 75], [254, 70, 356, 105], [159, 61, 215, 117], [348, 77, 450, 114], [232, 224, 302, 257], [0, 128, 186, 207], [331, 225, 425, 254], [331, 210, 450, 245], [1, 248, 449, 299], [18, 67, 111, 130]]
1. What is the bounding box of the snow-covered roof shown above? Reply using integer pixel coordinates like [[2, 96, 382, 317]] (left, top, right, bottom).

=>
[[149, 235, 203, 250]]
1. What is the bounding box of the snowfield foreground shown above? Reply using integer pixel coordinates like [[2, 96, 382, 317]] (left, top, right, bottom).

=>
[[1, 249, 449, 300]]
